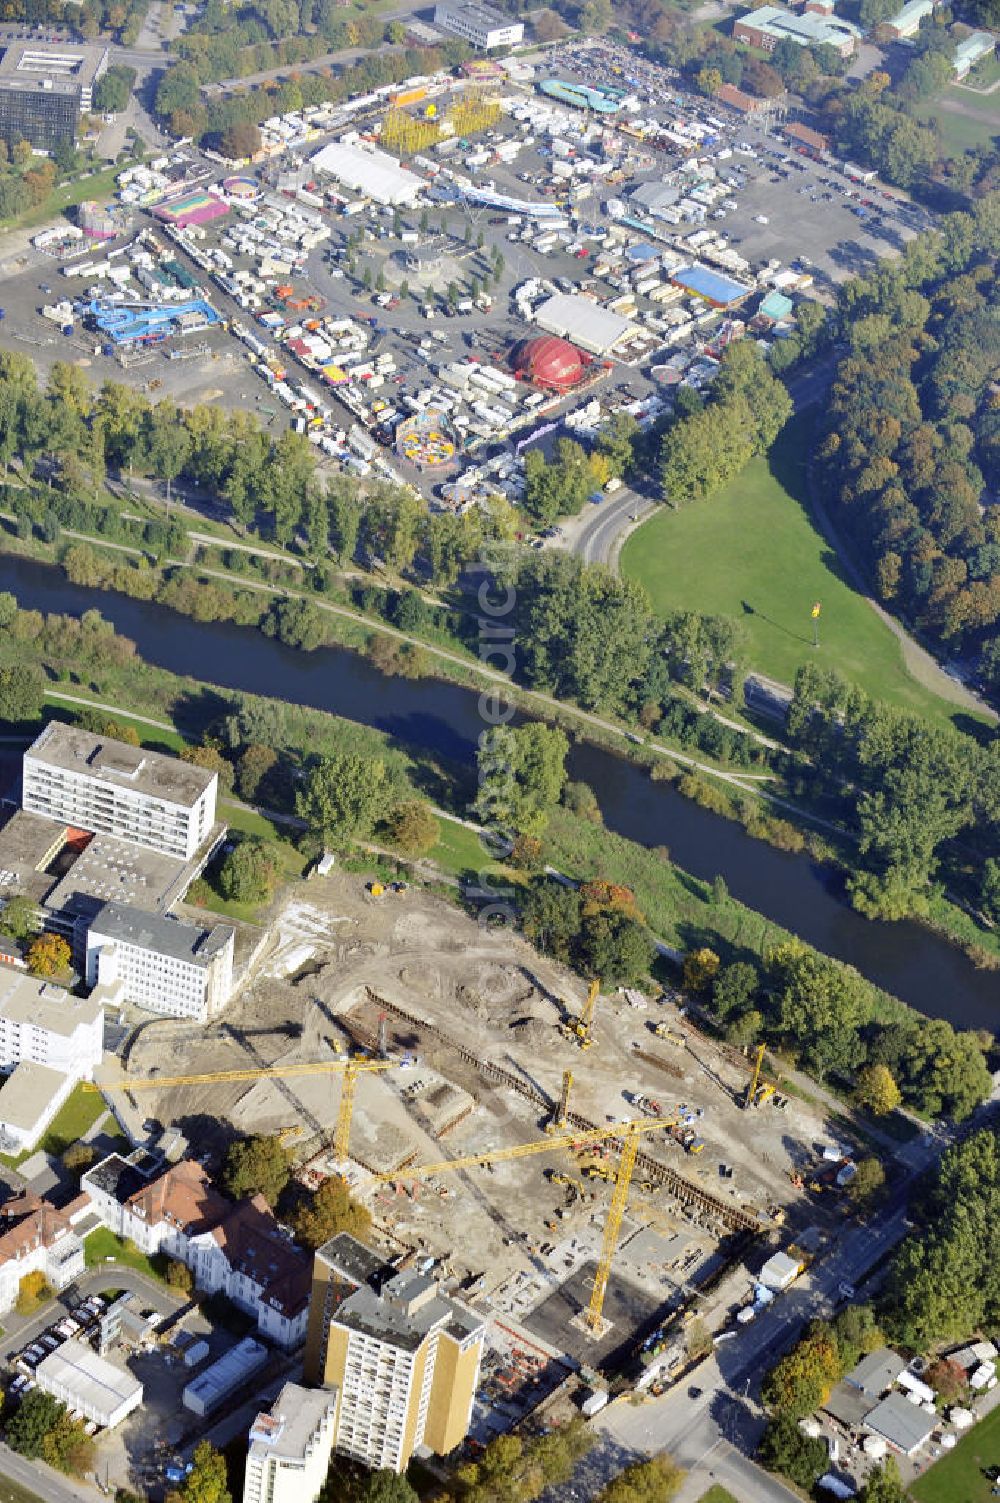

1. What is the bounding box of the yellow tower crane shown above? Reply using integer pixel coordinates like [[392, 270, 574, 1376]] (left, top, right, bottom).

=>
[[86, 1057, 400, 1162], [559, 978, 600, 1050], [373, 1111, 673, 1332]]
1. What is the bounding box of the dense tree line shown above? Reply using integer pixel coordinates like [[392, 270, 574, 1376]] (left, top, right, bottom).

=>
[[710, 940, 991, 1118], [658, 343, 793, 507], [785, 662, 1000, 921], [881, 1129, 1000, 1349]]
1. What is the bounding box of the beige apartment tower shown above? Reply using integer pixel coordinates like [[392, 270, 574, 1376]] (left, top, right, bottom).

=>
[[304, 1235, 485, 1473]]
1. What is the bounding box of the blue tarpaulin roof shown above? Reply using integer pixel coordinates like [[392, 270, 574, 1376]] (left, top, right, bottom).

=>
[[625, 242, 660, 262], [672, 264, 751, 306]]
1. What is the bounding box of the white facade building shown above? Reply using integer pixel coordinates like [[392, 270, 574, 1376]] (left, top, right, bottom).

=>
[[35, 1339, 142, 1430], [432, 1, 523, 48], [85, 902, 234, 1022], [0, 972, 103, 1080], [0, 1192, 84, 1316], [23, 722, 217, 861], [243, 1384, 338, 1503], [81, 1152, 311, 1348]]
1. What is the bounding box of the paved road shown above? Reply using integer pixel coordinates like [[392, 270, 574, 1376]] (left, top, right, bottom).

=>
[[0, 1439, 91, 1503], [569, 356, 840, 569]]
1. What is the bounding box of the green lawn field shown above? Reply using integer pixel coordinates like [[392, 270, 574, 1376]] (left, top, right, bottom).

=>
[[911, 1403, 1000, 1503], [696, 1487, 739, 1503], [620, 417, 971, 729], [83, 1227, 163, 1281]]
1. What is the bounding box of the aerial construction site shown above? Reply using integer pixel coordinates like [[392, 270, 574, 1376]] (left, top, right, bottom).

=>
[[113, 868, 841, 1396]]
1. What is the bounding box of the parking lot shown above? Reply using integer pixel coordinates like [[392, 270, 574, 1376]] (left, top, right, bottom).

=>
[[0, 37, 941, 522]]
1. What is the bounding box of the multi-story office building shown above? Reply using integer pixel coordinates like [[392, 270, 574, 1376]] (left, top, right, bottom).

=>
[[432, 1, 523, 49], [0, 971, 103, 1080], [305, 1234, 485, 1472], [23, 723, 217, 861], [243, 1384, 338, 1503], [85, 901, 234, 1022], [0, 42, 109, 151]]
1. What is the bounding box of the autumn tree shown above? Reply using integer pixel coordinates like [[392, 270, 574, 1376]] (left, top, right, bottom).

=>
[[761, 1322, 841, 1418], [26, 933, 71, 978], [16, 1270, 53, 1316], [385, 801, 440, 857], [594, 1455, 684, 1503], [221, 1134, 291, 1208], [855, 1063, 902, 1116], [166, 1260, 194, 1293], [291, 1174, 372, 1250], [683, 948, 720, 993]]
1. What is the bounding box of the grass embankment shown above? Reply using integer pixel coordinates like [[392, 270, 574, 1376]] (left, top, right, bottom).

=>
[[0, 1477, 44, 1503], [697, 1488, 739, 1503], [83, 1227, 163, 1282], [1, 163, 126, 234], [621, 417, 978, 731], [0, 1082, 111, 1168], [911, 1402, 1000, 1503]]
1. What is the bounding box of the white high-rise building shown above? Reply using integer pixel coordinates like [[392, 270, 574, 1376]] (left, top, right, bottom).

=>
[[85, 902, 234, 1022], [23, 723, 217, 861], [243, 1385, 338, 1503], [0, 971, 103, 1080]]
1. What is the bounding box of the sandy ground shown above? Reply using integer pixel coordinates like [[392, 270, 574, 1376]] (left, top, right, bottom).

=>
[[121, 869, 838, 1367]]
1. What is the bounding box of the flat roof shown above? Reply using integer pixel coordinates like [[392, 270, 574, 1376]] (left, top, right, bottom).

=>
[[36, 1337, 142, 1414], [334, 1269, 484, 1353], [534, 293, 634, 355], [435, 0, 517, 27], [317, 1231, 390, 1288], [864, 1391, 936, 1455], [89, 902, 232, 967], [248, 1383, 336, 1462], [44, 831, 196, 919], [672, 264, 753, 306], [0, 972, 101, 1036], [311, 141, 423, 205], [737, 5, 860, 44], [0, 41, 108, 96], [25, 722, 215, 810], [0, 1062, 67, 1130]]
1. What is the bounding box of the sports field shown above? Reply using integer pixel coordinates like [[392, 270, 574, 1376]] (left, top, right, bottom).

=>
[[620, 417, 973, 728], [911, 1403, 1000, 1503]]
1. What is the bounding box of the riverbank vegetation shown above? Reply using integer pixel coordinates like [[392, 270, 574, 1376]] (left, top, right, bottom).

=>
[[0, 593, 989, 1119]]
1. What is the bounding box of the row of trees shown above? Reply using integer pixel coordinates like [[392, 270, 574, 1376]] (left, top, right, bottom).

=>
[[658, 343, 793, 507], [785, 662, 1000, 922], [820, 255, 1000, 659], [881, 1129, 1000, 1349], [709, 941, 991, 1119], [155, 36, 469, 144]]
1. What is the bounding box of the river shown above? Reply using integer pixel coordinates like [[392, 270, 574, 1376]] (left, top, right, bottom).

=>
[[4, 554, 998, 1030]]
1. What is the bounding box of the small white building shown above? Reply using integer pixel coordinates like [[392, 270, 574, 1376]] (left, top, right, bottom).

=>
[[0, 1062, 79, 1152], [183, 1338, 269, 1417], [85, 902, 234, 1022], [35, 1338, 143, 1430], [432, 1, 523, 49], [311, 140, 423, 206], [243, 1384, 338, 1503]]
